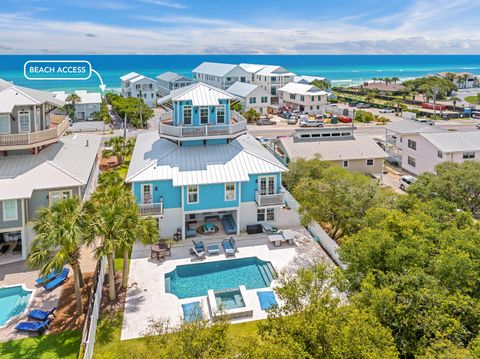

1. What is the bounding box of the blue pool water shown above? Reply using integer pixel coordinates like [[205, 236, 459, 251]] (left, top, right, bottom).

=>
[[0, 285, 32, 326], [165, 257, 275, 299]]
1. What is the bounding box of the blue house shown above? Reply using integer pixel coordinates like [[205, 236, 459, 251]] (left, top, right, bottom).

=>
[[126, 83, 288, 239]]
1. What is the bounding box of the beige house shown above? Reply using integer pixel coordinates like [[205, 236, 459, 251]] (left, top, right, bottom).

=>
[[274, 127, 387, 176]]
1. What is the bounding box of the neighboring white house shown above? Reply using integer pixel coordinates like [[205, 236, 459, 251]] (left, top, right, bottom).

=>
[[239, 63, 295, 105], [226, 81, 270, 114], [436, 72, 480, 89], [156, 71, 194, 97], [53, 90, 101, 121], [120, 72, 157, 107], [278, 82, 329, 114], [192, 62, 250, 90], [294, 75, 330, 87]]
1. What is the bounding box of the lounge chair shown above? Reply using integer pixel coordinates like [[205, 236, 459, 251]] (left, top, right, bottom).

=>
[[15, 319, 51, 334], [221, 214, 237, 235], [192, 240, 205, 251], [35, 268, 63, 285], [191, 246, 206, 259], [28, 308, 56, 321], [44, 268, 69, 290], [257, 290, 278, 310], [222, 237, 237, 256], [182, 302, 203, 322]]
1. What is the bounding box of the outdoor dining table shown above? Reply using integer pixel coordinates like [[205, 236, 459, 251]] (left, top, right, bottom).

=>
[[151, 243, 168, 260]]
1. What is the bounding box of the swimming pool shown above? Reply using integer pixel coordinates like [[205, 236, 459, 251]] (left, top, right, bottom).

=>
[[0, 285, 33, 326], [165, 257, 275, 299]]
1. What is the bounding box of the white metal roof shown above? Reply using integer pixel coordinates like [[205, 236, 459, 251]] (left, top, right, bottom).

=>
[[53, 90, 102, 104], [385, 120, 446, 135], [126, 133, 287, 185], [192, 62, 238, 77], [420, 131, 480, 153], [120, 72, 140, 81], [279, 135, 387, 161], [226, 82, 259, 98], [0, 133, 101, 200], [294, 75, 327, 83], [0, 80, 64, 113], [171, 83, 233, 106], [156, 71, 191, 83], [239, 63, 294, 76], [278, 82, 328, 96]]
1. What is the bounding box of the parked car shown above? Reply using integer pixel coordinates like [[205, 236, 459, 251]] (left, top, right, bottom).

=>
[[399, 175, 417, 191], [287, 116, 298, 125], [280, 111, 293, 119], [338, 116, 353, 123], [476, 123, 480, 129], [299, 118, 323, 127], [415, 118, 435, 126], [379, 108, 395, 113], [255, 136, 270, 144], [256, 118, 276, 126], [356, 103, 370, 108]]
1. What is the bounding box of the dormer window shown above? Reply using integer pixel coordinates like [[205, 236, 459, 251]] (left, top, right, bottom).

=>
[[200, 107, 209, 124], [217, 106, 225, 124], [183, 106, 192, 125]]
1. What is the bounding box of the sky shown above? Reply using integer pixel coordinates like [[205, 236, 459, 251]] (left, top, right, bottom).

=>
[[0, 0, 479, 54]]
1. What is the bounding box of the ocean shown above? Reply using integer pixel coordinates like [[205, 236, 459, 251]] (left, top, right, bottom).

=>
[[1, 55, 480, 93]]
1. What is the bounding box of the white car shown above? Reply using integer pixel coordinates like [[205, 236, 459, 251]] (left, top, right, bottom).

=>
[[379, 108, 395, 113], [399, 175, 417, 191], [255, 136, 270, 144]]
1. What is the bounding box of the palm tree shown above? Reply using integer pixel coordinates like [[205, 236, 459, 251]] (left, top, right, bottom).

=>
[[103, 137, 135, 165], [445, 72, 456, 82], [391, 77, 400, 84], [65, 93, 81, 106], [28, 198, 95, 314], [460, 74, 470, 89], [90, 184, 135, 300], [372, 77, 378, 83], [98, 170, 125, 188], [120, 205, 158, 288]]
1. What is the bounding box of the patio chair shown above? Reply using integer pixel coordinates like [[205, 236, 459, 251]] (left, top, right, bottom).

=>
[[15, 319, 51, 334], [28, 307, 56, 321], [44, 268, 70, 290], [192, 239, 205, 251], [257, 290, 278, 310], [182, 302, 203, 322], [222, 237, 237, 256], [185, 223, 197, 238], [191, 246, 206, 259], [35, 268, 63, 285]]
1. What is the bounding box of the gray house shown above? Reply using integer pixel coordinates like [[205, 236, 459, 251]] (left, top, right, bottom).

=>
[[0, 79, 101, 265], [156, 71, 194, 97]]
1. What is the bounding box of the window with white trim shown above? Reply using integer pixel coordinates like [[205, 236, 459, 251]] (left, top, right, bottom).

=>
[[261, 96, 268, 103], [200, 107, 209, 124], [289, 94, 296, 100], [300, 95, 305, 102], [217, 106, 225, 124], [437, 150, 443, 158], [343, 160, 349, 168], [225, 182, 236, 201], [366, 159, 374, 166], [0, 114, 9, 134], [18, 111, 30, 133], [249, 97, 256, 104], [407, 139, 416, 150], [183, 106, 192, 125], [3, 199, 18, 221], [266, 208, 275, 221], [463, 152, 475, 159], [187, 185, 199, 204], [257, 208, 275, 221], [407, 156, 416, 167], [49, 190, 72, 207]]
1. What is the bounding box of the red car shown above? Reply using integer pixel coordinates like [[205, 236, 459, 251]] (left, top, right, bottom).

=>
[[338, 116, 353, 123]]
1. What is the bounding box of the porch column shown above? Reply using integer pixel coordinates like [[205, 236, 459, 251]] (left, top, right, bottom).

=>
[[33, 105, 37, 131], [236, 207, 240, 235]]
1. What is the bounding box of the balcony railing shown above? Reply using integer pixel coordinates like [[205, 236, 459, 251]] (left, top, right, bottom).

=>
[[255, 190, 285, 207], [0, 118, 69, 148], [159, 111, 247, 139], [138, 202, 164, 216]]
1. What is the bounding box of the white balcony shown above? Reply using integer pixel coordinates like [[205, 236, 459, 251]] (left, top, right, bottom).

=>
[[159, 111, 247, 141], [255, 190, 285, 207], [0, 118, 69, 151], [138, 202, 164, 216]]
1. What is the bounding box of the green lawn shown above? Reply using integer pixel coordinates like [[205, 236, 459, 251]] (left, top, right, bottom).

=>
[[0, 330, 81, 359], [93, 312, 262, 358], [465, 96, 479, 105]]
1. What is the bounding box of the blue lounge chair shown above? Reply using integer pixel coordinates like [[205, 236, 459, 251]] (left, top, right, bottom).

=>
[[44, 268, 69, 290], [28, 307, 56, 321], [221, 214, 237, 235], [35, 268, 63, 285], [222, 237, 237, 256], [15, 319, 51, 334], [182, 302, 203, 322], [257, 290, 278, 310]]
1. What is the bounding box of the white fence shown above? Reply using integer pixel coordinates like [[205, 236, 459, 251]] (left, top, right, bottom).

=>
[[283, 190, 347, 270], [81, 256, 107, 359]]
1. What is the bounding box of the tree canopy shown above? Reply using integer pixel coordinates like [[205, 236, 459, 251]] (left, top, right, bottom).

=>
[[402, 76, 458, 99], [106, 93, 153, 128]]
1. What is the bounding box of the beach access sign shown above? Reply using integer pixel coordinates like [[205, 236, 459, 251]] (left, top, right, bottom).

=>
[[24, 60, 106, 91]]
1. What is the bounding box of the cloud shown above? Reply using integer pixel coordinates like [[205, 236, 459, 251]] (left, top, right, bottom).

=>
[[138, 0, 185, 9]]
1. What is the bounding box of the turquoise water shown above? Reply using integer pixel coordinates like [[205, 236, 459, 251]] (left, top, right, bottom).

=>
[[0, 285, 32, 326], [165, 257, 275, 299], [215, 289, 246, 310], [1, 55, 480, 92]]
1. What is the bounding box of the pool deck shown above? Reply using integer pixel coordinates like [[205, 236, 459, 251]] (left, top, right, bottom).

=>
[[121, 227, 333, 340]]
